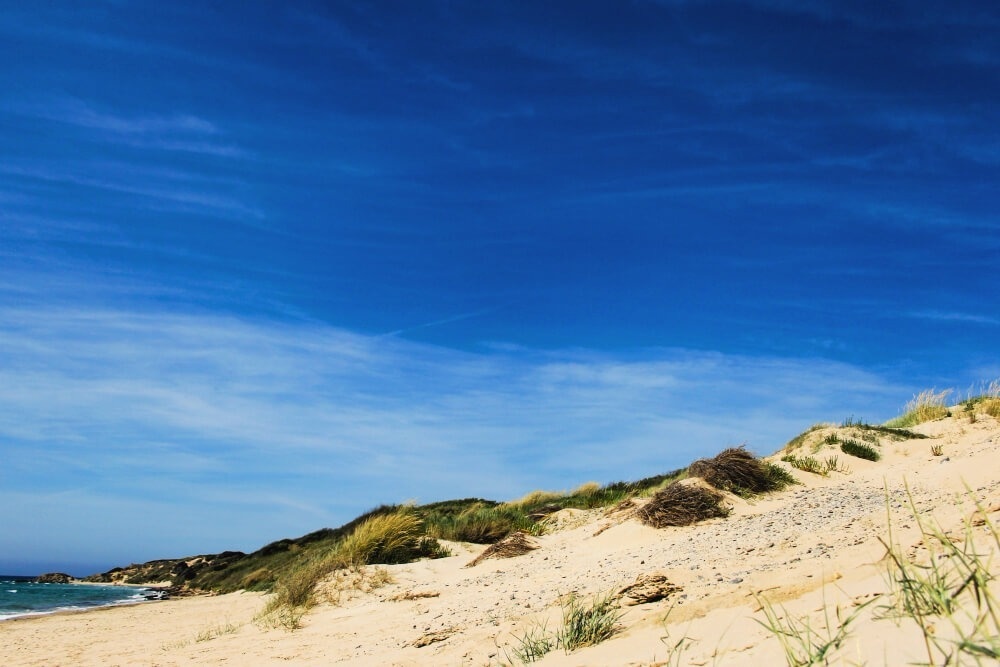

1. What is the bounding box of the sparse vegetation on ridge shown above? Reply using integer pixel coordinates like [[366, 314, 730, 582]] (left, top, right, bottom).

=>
[[81, 381, 1000, 645], [886, 389, 953, 428], [961, 380, 1000, 423], [781, 454, 829, 476]]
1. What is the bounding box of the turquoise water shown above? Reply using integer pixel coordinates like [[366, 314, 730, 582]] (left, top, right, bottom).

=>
[[0, 576, 154, 620]]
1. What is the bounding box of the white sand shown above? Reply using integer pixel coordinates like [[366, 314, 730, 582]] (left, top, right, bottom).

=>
[[2, 411, 997, 666]]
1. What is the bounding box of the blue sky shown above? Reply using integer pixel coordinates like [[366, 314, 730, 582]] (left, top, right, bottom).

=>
[[1, 1, 997, 575]]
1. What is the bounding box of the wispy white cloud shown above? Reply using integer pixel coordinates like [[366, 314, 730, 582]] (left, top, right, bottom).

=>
[[0, 304, 908, 566], [0, 161, 265, 222], [907, 310, 1000, 326], [4, 97, 251, 158]]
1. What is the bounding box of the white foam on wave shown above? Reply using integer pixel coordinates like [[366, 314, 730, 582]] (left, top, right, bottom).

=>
[[0, 598, 151, 622]]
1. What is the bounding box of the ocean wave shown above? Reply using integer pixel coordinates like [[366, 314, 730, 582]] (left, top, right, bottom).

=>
[[0, 598, 151, 622]]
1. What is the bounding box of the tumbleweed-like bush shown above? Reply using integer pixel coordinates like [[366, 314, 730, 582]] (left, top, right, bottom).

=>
[[635, 482, 730, 528], [688, 446, 793, 497]]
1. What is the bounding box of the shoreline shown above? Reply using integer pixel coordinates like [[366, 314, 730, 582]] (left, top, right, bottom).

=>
[[1, 412, 997, 665], [0, 580, 176, 624]]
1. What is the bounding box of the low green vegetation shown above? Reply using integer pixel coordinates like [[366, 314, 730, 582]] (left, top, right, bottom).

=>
[[840, 438, 881, 461], [755, 591, 874, 666], [781, 454, 829, 476], [510, 622, 555, 663], [961, 380, 1000, 423], [508, 592, 623, 663], [557, 592, 623, 651], [877, 486, 1000, 665]]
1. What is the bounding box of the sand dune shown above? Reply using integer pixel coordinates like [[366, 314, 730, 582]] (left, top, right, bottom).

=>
[[2, 411, 998, 666]]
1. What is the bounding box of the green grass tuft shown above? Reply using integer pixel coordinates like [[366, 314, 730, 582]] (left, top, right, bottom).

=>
[[885, 389, 952, 428], [781, 454, 828, 476], [840, 439, 880, 461], [877, 485, 1000, 664], [556, 593, 623, 652]]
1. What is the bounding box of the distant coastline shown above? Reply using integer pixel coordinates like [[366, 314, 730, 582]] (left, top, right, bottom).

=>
[[0, 578, 159, 622]]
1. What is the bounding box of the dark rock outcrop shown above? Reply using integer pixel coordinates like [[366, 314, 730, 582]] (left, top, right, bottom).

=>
[[35, 572, 74, 583]]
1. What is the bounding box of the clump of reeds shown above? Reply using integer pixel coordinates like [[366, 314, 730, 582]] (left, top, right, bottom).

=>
[[635, 482, 730, 528]]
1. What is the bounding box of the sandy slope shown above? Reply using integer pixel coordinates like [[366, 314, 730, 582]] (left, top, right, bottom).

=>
[[2, 412, 998, 666]]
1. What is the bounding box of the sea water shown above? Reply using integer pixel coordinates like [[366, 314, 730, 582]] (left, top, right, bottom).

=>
[[0, 576, 154, 620]]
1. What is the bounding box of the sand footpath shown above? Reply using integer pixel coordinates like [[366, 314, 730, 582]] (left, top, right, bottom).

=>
[[2, 412, 998, 666]]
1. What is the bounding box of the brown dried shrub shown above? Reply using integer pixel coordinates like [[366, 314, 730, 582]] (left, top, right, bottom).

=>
[[689, 446, 790, 496], [466, 531, 538, 567], [635, 482, 730, 528]]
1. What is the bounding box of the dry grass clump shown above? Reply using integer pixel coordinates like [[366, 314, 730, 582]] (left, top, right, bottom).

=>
[[317, 565, 393, 606], [886, 389, 952, 428], [962, 380, 1000, 423], [635, 482, 730, 528], [466, 531, 538, 567], [570, 481, 602, 496], [688, 446, 795, 497], [335, 511, 424, 566], [507, 489, 566, 508], [258, 509, 439, 629]]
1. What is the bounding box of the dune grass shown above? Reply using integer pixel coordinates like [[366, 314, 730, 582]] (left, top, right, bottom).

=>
[[258, 509, 441, 627], [509, 621, 555, 663], [877, 486, 1000, 665], [423, 503, 537, 543], [781, 454, 828, 476], [755, 590, 873, 666], [962, 380, 1000, 423], [783, 423, 831, 451], [885, 389, 952, 428], [557, 592, 624, 651], [508, 592, 623, 662]]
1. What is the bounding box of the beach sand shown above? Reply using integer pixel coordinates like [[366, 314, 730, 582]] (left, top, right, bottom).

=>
[[2, 411, 998, 666]]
